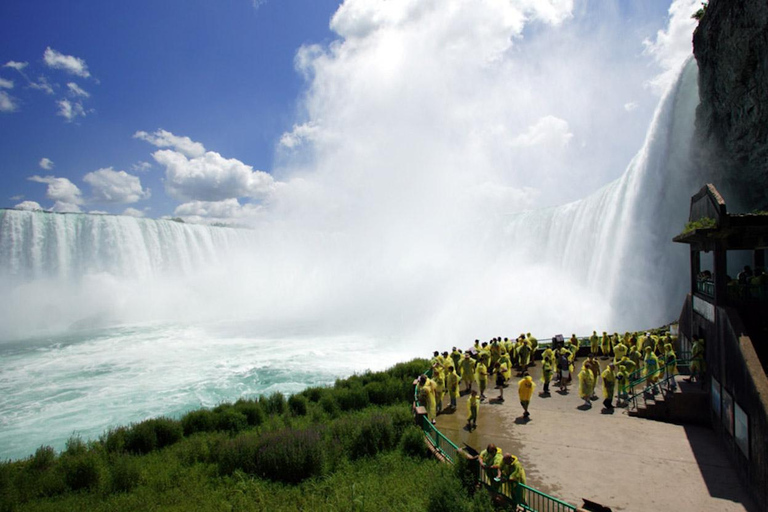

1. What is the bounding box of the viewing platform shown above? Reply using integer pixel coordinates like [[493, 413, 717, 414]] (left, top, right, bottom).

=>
[[424, 357, 756, 511]]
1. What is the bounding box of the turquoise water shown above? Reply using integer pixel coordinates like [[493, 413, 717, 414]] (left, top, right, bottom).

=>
[[0, 322, 410, 461]]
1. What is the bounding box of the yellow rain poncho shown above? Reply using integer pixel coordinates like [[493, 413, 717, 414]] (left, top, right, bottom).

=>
[[417, 378, 437, 420], [518, 376, 535, 402], [460, 356, 476, 386], [446, 369, 460, 399], [578, 365, 595, 400], [601, 366, 616, 399], [467, 394, 480, 422]]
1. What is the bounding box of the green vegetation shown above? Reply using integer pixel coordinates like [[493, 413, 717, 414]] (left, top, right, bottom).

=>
[[682, 216, 716, 234], [692, 2, 708, 21], [0, 358, 494, 511]]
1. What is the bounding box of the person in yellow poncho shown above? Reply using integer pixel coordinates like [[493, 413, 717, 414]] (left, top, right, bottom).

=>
[[479, 444, 503, 481], [467, 390, 480, 430], [476, 359, 489, 400], [497, 453, 527, 503], [518, 375, 535, 418], [417, 374, 438, 424], [577, 363, 595, 407], [432, 364, 445, 414], [643, 347, 660, 397], [446, 365, 460, 409], [600, 331, 611, 359], [460, 353, 475, 393], [664, 344, 678, 391], [601, 363, 616, 410], [569, 334, 580, 360], [589, 330, 599, 355], [541, 357, 553, 395]]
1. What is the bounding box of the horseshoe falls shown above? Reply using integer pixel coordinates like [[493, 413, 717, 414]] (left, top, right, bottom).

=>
[[0, 60, 700, 460]]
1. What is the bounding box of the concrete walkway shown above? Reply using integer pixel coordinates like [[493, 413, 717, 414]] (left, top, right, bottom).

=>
[[435, 359, 757, 511]]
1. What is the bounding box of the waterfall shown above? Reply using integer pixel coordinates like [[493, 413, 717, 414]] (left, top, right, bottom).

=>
[[0, 60, 701, 342]]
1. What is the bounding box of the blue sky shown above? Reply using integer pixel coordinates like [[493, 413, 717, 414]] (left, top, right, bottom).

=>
[[0, 0, 698, 221]]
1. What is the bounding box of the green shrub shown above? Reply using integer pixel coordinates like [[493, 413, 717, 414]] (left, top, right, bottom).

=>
[[109, 454, 142, 493], [151, 417, 183, 448], [399, 426, 428, 458], [216, 433, 260, 475], [125, 420, 158, 454], [301, 386, 325, 402], [103, 426, 128, 453], [261, 392, 286, 415], [234, 399, 265, 426], [64, 436, 87, 457], [181, 409, 216, 436], [62, 451, 103, 492], [335, 385, 369, 411], [29, 445, 56, 471], [349, 412, 395, 459], [215, 408, 248, 434], [288, 394, 308, 416], [426, 469, 470, 512], [253, 427, 325, 484], [319, 394, 340, 418], [455, 455, 479, 496], [177, 434, 213, 465]]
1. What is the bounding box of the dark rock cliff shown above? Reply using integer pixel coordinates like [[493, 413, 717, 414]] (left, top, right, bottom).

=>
[[693, 0, 768, 211]]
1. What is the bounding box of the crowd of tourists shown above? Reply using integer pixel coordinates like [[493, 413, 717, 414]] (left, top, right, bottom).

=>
[[416, 330, 687, 424], [413, 329, 696, 504]]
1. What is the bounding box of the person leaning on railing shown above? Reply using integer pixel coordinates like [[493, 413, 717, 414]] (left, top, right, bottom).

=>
[[479, 444, 503, 480]]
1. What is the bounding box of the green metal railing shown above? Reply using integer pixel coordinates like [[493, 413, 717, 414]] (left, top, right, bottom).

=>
[[476, 463, 576, 511], [625, 357, 690, 411], [421, 415, 460, 463]]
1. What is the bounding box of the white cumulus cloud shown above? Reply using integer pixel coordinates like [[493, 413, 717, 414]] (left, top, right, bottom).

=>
[[39, 158, 54, 170], [83, 168, 150, 204], [3, 61, 28, 71], [280, 122, 321, 148], [14, 200, 42, 211], [43, 47, 90, 78], [131, 161, 152, 173], [134, 129, 206, 158], [28, 175, 83, 210], [122, 207, 146, 218], [57, 98, 86, 122], [0, 91, 18, 112], [173, 198, 263, 224], [152, 148, 274, 202], [0, 78, 13, 89], [511, 115, 573, 148], [67, 82, 90, 98], [624, 102, 639, 112]]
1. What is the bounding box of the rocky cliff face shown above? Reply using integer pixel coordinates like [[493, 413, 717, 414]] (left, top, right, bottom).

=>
[[693, 0, 768, 211]]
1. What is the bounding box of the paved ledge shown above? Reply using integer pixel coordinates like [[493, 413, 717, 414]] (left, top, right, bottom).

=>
[[434, 361, 757, 511]]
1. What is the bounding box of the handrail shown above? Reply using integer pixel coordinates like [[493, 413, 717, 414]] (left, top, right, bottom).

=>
[[421, 415, 460, 463], [626, 357, 690, 411], [476, 463, 576, 511], [413, 366, 577, 511]]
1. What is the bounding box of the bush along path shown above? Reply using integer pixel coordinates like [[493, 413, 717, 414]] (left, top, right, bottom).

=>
[[0, 358, 498, 512]]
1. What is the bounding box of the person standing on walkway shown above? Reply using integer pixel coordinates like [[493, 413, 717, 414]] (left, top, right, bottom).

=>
[[446, 365, 460, 409], [467, 390, 480, 430], [600, 331, 612, 360], [590, 330, 599, 355], [495, 362, 506, 401], [578, 363, 595, 407], [477, 359, 489, 401], [541, 356, 553, 395], [643, 347, 660, 397], [432, 364, 445, 415], [518, 374, 535, 417], [417, 374, 438, 424], [664, 344, 678, 391], [460, 353, 475, 394], [601, 363, 616, 410]]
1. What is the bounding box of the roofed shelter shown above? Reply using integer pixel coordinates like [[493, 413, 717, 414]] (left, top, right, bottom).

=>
[[674, 183, 768, 510]]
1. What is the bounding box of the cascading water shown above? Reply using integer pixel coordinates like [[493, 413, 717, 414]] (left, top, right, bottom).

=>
[[0, 60, 702, 459]]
